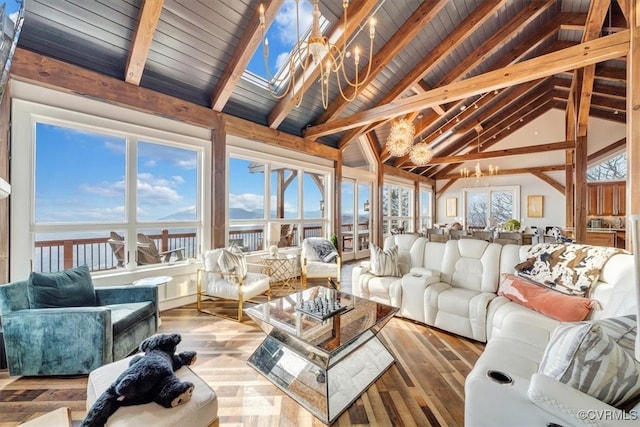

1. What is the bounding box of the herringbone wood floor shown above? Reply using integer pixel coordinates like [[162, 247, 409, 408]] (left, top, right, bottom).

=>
[[0, 295, 484, 426]]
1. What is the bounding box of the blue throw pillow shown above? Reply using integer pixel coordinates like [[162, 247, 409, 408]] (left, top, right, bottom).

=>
[[28, 265, 96, 308]]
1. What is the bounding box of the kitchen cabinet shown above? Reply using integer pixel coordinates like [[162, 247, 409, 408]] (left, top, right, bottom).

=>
[[585, 231, 616, 247], [586, 181, 626, 216]]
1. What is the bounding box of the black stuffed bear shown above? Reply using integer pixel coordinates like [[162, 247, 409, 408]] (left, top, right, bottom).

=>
[[81, 333, 197, 427]]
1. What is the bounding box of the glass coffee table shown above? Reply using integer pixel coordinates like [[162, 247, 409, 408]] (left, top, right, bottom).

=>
[[244, 286, 398, 424]]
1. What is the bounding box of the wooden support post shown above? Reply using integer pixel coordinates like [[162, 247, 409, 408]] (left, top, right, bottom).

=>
[[212, 116, 226, 249], [627, 0, 640, 250]]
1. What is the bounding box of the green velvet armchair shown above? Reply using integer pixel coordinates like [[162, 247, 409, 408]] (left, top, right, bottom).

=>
[[0, 266, 159, 376]]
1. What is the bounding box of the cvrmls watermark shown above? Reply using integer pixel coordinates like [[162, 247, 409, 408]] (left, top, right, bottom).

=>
[[577, 409, 639, 421]]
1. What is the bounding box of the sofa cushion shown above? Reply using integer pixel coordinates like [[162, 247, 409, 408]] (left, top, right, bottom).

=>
[[539, 315, 640, 407], [370, 244, 400, 277], [498, 273, 597, 322], [28, 265, 96, 309], [106, 302, 156, 337]]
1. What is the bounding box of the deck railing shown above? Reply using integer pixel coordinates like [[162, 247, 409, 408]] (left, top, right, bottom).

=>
[[33, 225, 349, 273]]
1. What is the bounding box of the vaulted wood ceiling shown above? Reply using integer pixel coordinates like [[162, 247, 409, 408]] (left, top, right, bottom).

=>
[[14, 0, 629, 179]]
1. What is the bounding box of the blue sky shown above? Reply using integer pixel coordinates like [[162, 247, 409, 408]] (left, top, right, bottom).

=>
[[247, 0, 314, 79], [2, 0, 21, 16], [35, 123, 197, 222]]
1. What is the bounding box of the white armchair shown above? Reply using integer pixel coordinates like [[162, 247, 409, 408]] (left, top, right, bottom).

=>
[[300, 237, 341, 289], [197, 248, 270, 321]]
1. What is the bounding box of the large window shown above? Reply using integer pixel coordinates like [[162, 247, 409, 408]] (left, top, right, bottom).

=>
[[12, 101, 209, 276], [419, 186, 433, 232], [464, 186, 519, 229], [382, 181, 414, 235], [228, 150, 331, 252]]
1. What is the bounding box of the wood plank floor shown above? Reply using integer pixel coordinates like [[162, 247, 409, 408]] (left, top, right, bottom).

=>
[[0, 272, 485, 426], [0, 305, 484, 426]]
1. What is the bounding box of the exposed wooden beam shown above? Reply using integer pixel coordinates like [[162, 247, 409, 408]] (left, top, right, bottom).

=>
[[364, 132, 381, 162], [332, 0, 509, 147], [588, 137, 626, 162], [212, 116, 226, 249], [304, 30, 630, 139], [312, 0, 449, 125], [532, 170, 565, 194], [211, 0, 284, 112], [125, 0, 164, 85], [382, 164, 435, 186], [439, 165, 565, 180], [415, 81, 446, 115], [427, 141, 575, 165], [10, 48, 339, 162]]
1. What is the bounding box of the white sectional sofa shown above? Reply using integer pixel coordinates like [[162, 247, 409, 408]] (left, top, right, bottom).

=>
[[351, 234, 640, 426]]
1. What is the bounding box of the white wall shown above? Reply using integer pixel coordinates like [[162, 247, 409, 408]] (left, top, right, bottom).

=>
[[435, 108, 626, 229]]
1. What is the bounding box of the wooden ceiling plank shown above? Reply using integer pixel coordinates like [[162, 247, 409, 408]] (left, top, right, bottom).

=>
[[531, 171, 565, 194], [439, 0, 556, 87], [312, 0, 449, 126], [303, 30, 630, 139], [331, 0, 508, 147], [125, 0, 164, 85], [267, 0, 379, 128], [211, 0, 285, 112]]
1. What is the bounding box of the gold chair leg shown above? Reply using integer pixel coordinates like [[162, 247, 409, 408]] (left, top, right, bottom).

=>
[[237, 295, 244, 322]]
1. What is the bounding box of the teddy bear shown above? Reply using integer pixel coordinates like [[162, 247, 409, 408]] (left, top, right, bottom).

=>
[[81, 333, 197, 427]]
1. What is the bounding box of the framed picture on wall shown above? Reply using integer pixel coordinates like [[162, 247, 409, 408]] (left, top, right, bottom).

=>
[[446, 198, 457, 217], [527, 195, 543, 218]]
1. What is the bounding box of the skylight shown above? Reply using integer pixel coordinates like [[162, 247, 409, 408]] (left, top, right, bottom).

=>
[[244, 1, 329, 93]]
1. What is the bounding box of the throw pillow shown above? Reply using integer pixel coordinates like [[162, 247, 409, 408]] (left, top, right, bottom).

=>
[[498, 273, 598, 322], [308, 238, 338, 263], [217, 248, 248, 283], [514, 243, 623, 297], [539, 315, 640, 407], [28, 265, 96, 309], [369, 244, 400, 277]]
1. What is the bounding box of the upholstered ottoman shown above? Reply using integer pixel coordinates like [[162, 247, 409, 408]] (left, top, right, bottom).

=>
[[86, 356, 218, 427]]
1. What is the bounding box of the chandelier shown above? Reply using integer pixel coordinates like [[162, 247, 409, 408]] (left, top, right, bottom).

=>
[[386, 118, 415, 157], [460, 128, 498, 186], [259, 0, 376, 108], [409, 142, 434, 165]]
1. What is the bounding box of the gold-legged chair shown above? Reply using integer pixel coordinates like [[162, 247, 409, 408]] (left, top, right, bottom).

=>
[[197, 249, 270, 321], [300, 237, 341, 290]]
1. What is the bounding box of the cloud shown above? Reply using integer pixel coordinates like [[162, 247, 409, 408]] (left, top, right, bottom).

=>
[[275, 52, 290, 70], [274, 1, 313, 46], [229, 193, 264, 211], [79, 173, 184, 206]]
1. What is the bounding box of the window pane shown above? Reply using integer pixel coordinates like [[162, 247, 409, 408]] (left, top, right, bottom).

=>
[[229, 224, 264, 252], [270, 167, 298, 219], [137, 142, 198, 221], [35, 123, 126, 223], [467, 192, 488, 228], [491, 191, 513, 227], [34, 231, 124, 273], [382, 185, 389, 216], [400, 188, 410, 217], [390, 188, 399, 217], [229, 157, 265, 220], [303, 172, 325, 238], [136, 228, 195, 266]]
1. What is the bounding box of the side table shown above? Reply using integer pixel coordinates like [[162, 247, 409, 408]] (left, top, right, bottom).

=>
[[260, 254, 298, 295]]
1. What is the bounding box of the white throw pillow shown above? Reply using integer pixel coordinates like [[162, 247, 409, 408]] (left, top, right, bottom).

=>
[[217, 248, 248, 283], [369, 244, 400, 277], [538, 315, 640, 407]]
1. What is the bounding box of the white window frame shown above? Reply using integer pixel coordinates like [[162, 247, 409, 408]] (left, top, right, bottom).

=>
[[382, 177, 415, 236], [11, 98, 211, 280], [226, 136, 334, 251], [462, 185, 520, 229], [418, 184, 434, 232]]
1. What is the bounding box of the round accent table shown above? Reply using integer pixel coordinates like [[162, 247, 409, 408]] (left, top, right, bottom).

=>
[[133, 275, 172, 326]]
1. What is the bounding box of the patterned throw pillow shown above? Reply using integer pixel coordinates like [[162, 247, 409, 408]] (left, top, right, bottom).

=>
[[217, 248, 248, 283], [369, 244, 400, 277], [539, 315, 640, 407]]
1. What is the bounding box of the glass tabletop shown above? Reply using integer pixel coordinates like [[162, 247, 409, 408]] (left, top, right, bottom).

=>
[[244, 286, 398, 357]]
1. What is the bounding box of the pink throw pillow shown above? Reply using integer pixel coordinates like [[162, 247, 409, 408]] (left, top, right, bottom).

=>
[[498, 273, 599, 322]]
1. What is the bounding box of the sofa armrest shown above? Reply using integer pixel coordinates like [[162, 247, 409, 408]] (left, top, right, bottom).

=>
[[528, 373, 637, 426], [2, 307, 113, 375]]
